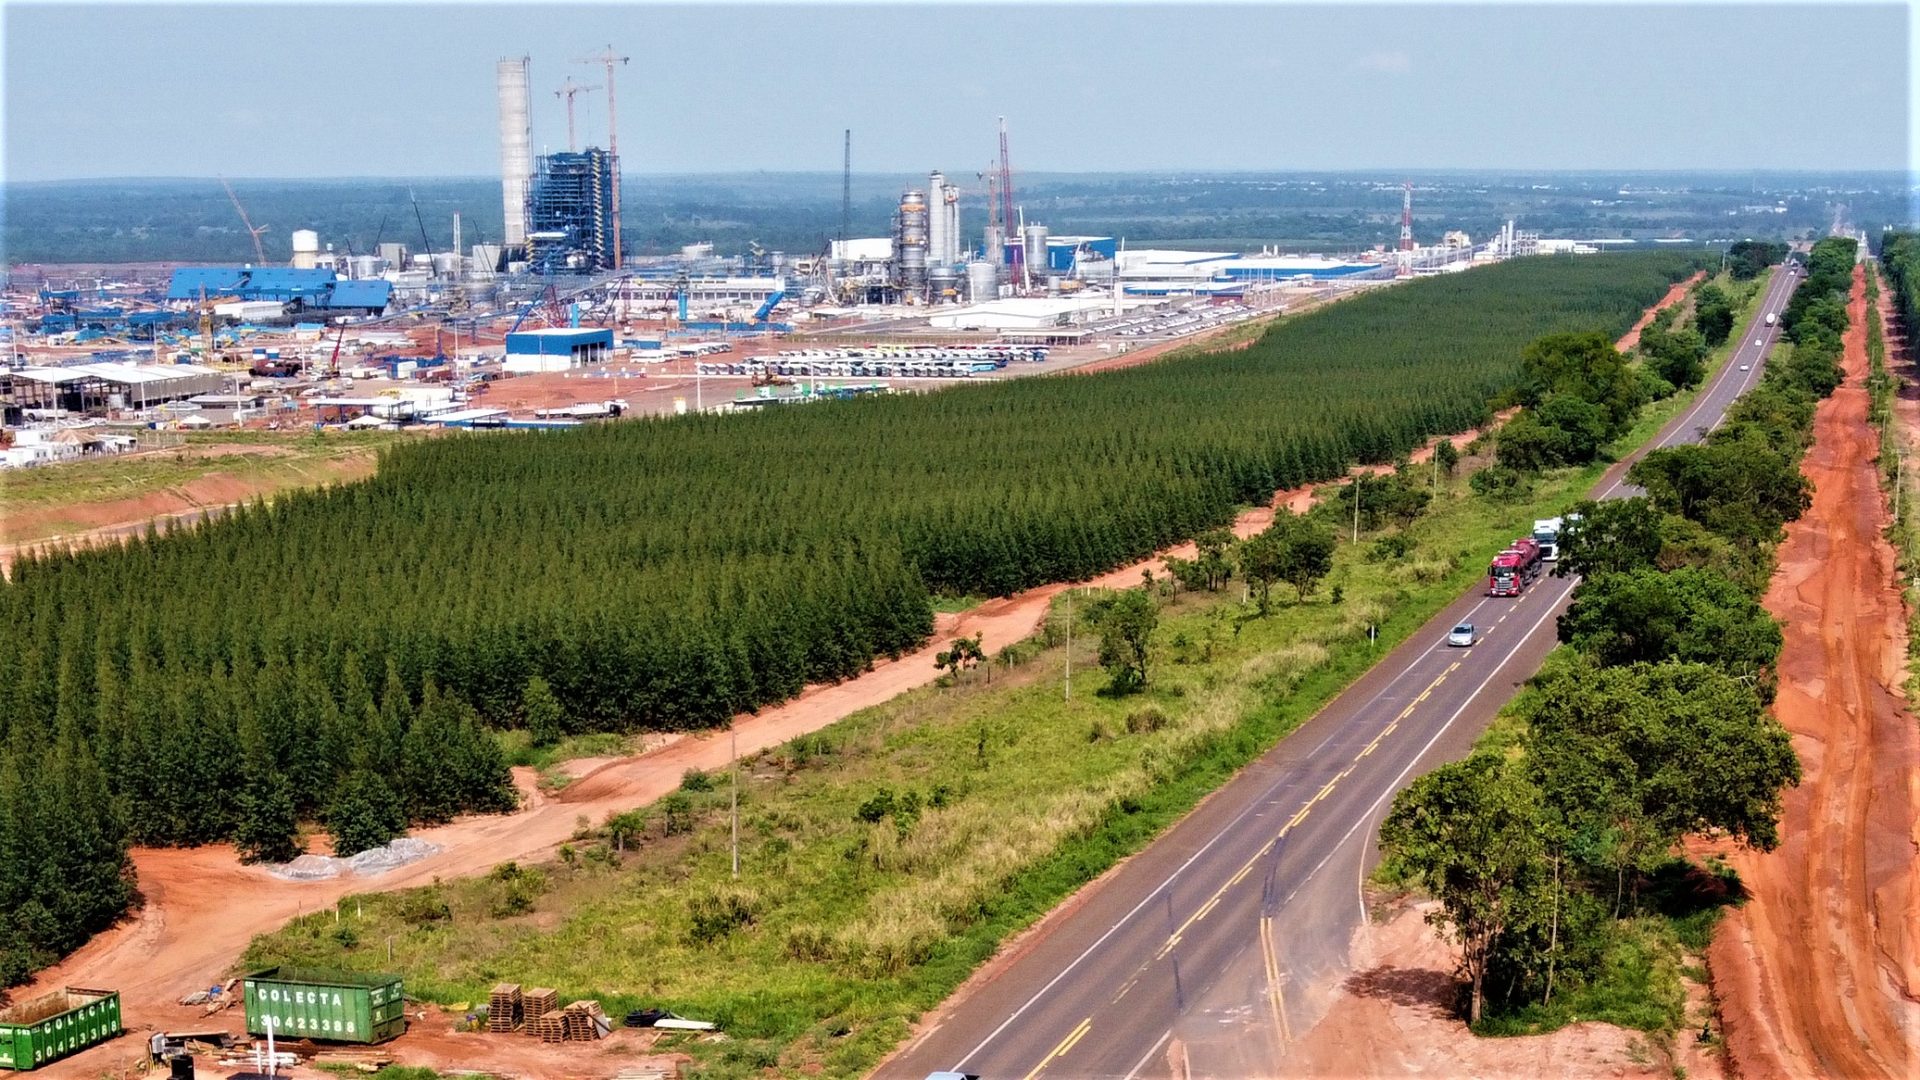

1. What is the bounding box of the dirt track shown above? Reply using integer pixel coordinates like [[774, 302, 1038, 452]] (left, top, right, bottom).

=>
[[1707, 263, 1920, 1078], [1614, 271, 1706, 353]]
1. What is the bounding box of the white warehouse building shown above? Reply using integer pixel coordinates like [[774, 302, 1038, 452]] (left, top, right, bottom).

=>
[[926, 297, 1116, 331]]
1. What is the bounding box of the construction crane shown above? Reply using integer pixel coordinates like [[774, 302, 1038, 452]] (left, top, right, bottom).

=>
[[555, 77, 602, 152], [575, 45, 630, 268], [996, 117, 1016, 255], [218, 177, 270, 265]]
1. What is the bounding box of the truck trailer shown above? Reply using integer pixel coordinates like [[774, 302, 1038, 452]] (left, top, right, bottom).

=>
[[1487, 537, 1543, 597]]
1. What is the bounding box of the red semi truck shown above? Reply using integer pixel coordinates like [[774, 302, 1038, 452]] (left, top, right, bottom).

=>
[[1486, 537, 1543, 597]]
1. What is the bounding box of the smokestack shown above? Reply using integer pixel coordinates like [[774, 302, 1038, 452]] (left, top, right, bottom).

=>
[[496, 56, 532, 250]]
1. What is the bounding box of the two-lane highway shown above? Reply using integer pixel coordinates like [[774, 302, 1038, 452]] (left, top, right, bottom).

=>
[[880, 263, 1802, 1080]]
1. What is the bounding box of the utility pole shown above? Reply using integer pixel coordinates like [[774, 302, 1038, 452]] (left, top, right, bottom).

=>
[[576, 46, 629, 268], [1064, 588, 1072, 701], [1352, 475, 1362, 542], [730, 722, 739, 878]]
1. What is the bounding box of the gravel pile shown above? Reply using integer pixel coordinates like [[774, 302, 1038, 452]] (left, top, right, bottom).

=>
[[263, 838, 443, 881]]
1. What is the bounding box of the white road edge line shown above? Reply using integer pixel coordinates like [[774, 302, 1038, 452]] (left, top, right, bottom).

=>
[[1120, 1028, 1174, 1080], [1593, 268, 1791, 499]]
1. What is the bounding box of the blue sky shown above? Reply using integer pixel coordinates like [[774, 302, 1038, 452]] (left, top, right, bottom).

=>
[[4, 2, 1911, 180]]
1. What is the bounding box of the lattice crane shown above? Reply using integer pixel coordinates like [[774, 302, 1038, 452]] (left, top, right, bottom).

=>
[[575, 46, 630, 268], [218, 176, 270, 265], [555, 77, 602, 152]]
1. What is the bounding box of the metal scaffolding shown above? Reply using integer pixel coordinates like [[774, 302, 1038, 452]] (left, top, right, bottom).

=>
[[526, 148, 618, 274]]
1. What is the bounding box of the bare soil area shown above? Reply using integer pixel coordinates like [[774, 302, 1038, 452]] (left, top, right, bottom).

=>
[[1706, 264, 1920, 1078], [1284, 899, 1724, 1079]]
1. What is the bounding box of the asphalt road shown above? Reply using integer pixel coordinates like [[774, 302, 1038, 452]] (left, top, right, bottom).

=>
[[879, 264, 1803, 1080]]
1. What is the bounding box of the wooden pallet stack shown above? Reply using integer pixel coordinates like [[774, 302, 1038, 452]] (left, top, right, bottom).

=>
[[522, 988, 558, 1037], [563, 1000, 609, 1041], [534, 1009, 569, 1044], [488, 984, 523, 1033]]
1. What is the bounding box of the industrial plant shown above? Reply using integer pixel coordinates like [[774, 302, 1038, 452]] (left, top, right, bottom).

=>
[[3, 48, 1605, 444]]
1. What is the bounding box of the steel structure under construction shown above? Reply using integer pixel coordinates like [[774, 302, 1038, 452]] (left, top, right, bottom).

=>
[[526, 149, 618, 273]]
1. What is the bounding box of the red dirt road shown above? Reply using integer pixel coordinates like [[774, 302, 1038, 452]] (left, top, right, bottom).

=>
[[1614, 271, 1706, 353], [1707, 264, 1920, 1078]]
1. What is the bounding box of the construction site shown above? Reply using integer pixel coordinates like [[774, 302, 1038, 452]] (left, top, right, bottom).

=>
[[0, 48, 1588, 453]]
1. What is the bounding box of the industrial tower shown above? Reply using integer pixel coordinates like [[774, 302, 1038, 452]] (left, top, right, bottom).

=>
[[1400, 180, 1414, 252], [496, 56, 533, 251]]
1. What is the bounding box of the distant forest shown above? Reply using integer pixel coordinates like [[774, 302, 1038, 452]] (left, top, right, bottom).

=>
[[4, 171, 1900, 266]]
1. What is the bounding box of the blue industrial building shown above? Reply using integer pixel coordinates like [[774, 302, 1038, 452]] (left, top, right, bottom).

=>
[[503, 327, 613, 372], [165, 268, 392, 312], [1047, 236, 1118, 272]]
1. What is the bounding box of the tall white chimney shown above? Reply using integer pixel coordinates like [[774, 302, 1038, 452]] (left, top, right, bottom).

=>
[[496, 56, 532, 249]]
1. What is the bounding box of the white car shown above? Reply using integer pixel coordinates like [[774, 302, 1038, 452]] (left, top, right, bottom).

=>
[[1754, 339, 1763, 347], [1447, 623, 1478, 648], [1739, 364, 1751, 371]]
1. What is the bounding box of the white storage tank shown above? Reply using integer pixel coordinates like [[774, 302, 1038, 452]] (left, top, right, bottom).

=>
[[966, 260, 999, 302], [290, 230, 320, 270]]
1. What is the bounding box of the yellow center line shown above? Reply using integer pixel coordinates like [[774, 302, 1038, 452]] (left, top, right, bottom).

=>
[[1193, 895, 1222, 923], [1022, 1018, 1093, 1080], [1059, 1020, 1092, 1057]]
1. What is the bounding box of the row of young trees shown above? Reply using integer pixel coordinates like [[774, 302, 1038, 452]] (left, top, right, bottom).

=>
[[1381, 238, 1851, 1026], [1881, 232, 1920, 344], [0, 253, 1701, 987]]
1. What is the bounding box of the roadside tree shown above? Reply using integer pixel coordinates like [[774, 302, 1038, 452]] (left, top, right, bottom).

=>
[[1088, 587, 1157, 693], [1380, 753, 1549, 1025]]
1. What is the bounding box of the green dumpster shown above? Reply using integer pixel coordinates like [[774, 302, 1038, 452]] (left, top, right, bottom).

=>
[[241, 967, 404, 1044], [0, 987, 121, 1071]]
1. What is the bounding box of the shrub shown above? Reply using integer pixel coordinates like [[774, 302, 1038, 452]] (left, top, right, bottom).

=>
[[1125, 706, 1171, 734], [686, 886, 757, 944]]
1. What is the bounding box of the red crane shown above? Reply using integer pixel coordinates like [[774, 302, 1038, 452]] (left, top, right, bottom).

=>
[[997, 117, 1016, 252]]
